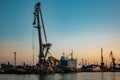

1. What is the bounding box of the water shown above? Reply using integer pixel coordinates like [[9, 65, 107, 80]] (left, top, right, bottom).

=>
[[0, 72, 120, 80]]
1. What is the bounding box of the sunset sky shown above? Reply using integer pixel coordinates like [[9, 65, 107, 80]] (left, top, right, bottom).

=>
[[0, 0, 120, 65]]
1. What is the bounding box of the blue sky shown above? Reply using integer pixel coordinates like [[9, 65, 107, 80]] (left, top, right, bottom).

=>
[[0, 0, 120, 64]]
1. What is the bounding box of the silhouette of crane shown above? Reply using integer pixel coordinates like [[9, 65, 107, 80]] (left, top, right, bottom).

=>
[[100, 48, 104, 70], [109, 51, 116, 69], [14, 52, 17, 68], [33, 2, 51, 66]]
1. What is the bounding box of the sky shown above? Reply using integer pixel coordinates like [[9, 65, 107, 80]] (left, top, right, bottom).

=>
[[0, 0, 120, 65]]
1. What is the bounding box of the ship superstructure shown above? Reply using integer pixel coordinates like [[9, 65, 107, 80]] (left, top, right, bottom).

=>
[[57, 51, 77, 72], [67, 51, 77, 69]]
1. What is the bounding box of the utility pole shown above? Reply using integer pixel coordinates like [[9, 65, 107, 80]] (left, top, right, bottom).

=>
[[14, 52, 17, 68], [81, 59, 84, 66]]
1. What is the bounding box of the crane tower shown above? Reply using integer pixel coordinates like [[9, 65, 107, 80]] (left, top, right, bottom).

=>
[[109, 51, 116, 69], [33, 2, 51, 66], [100, 48, 104, 70]]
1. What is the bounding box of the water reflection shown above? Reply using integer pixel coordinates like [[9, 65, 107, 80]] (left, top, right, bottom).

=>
[[0, 72, 120, 80], [38, 73, 77, 80], [110, 72, 116, 80], [39, 74, 60, 80], [38, 74, 46, 80], [60, 73, 77, 80], [101, 72, 117, 80], [101, 73, 105, 80]]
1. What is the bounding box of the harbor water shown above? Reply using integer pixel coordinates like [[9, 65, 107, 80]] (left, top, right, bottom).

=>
[[0, 72, 120, 80]]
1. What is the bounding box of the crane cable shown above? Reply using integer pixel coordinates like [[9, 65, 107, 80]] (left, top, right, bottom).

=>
[[32, 28, 36, 65]]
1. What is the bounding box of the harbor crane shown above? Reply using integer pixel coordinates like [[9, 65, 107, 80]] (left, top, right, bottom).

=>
[[33, 2, 52, 66], [14, 52, 17, 68], [100, 48, 104, 70], [109, 51, 116, 69]]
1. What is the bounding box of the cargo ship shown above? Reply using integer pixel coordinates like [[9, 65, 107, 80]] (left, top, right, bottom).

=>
[[56, 51, 78, 73]]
